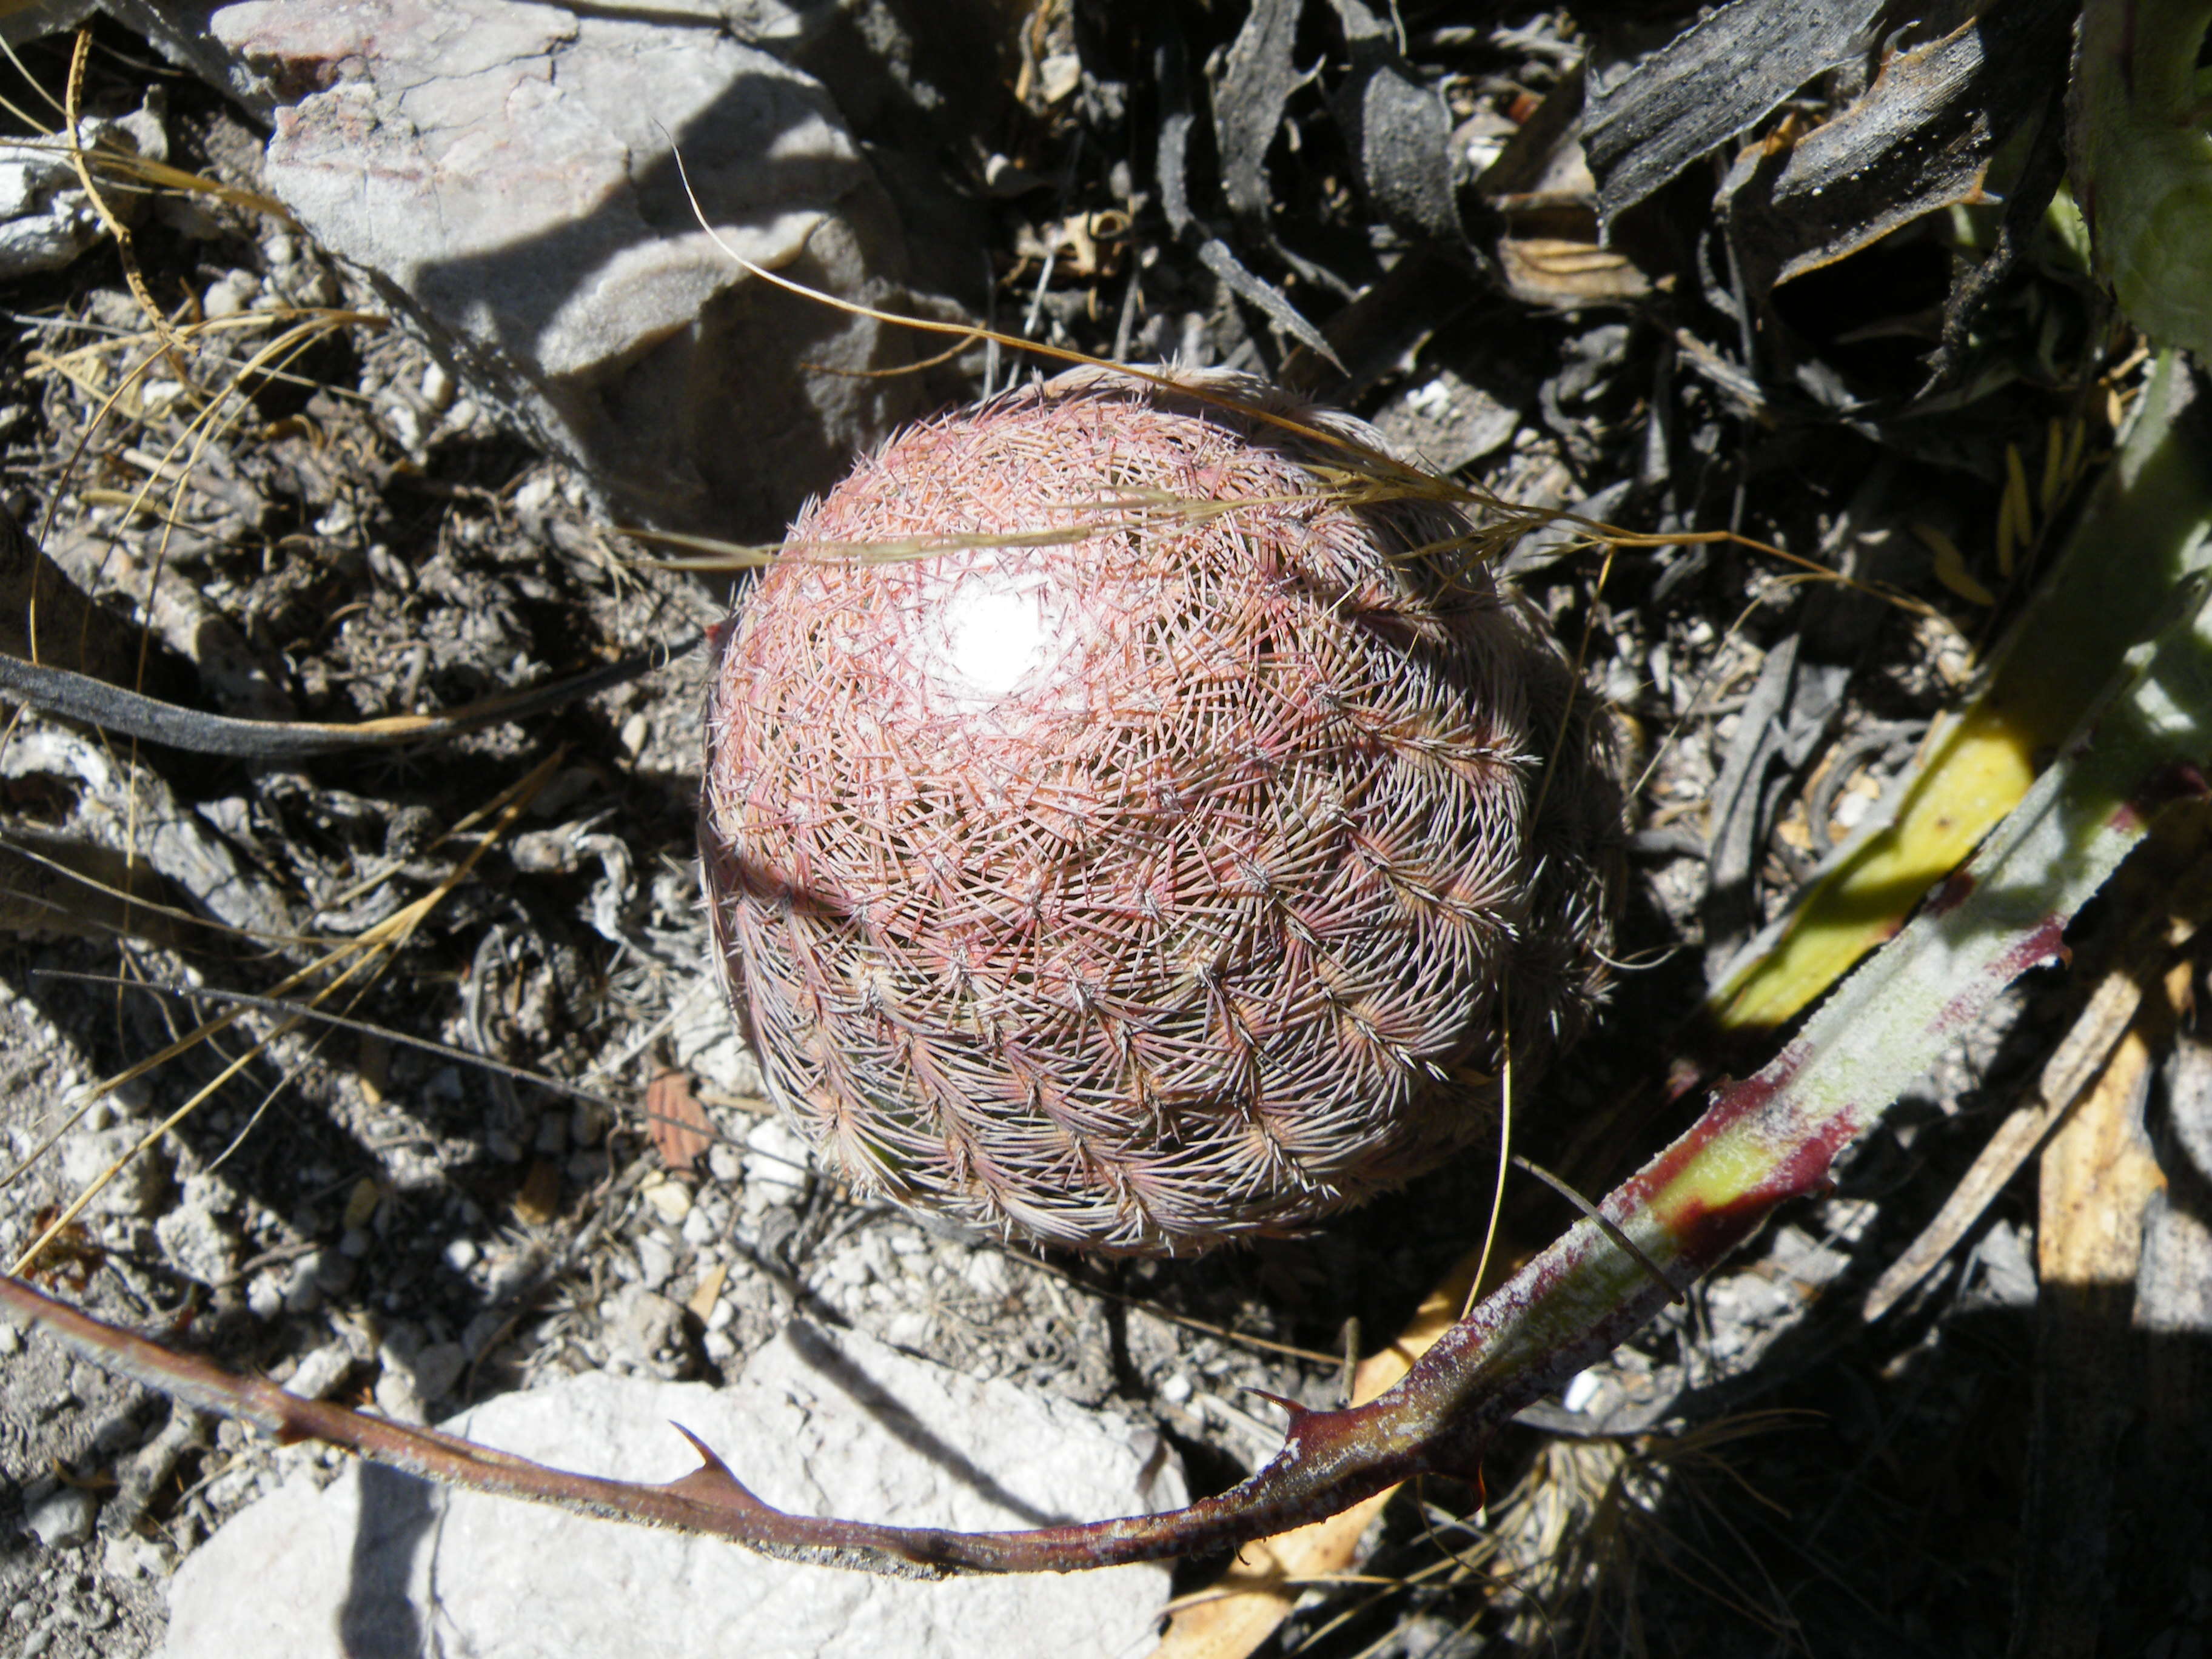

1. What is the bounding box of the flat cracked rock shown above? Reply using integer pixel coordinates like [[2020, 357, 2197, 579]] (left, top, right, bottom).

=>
[[163, 1321, 1184, 1659], [124, 0, 930, 540]]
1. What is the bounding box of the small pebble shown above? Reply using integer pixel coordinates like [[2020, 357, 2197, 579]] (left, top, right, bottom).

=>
[[642, 1181, 692, 1225], [883, 1310, 931, 1349], [1159, 1373, 1193, 1406], [740, 1118, 811, 1195], [366, 542, 412, 591], [283, 1256, 326, 1315], [513, 472, 557, 517], [420, 360, 454, 411], [461, 1310, 506, 1361], [706, 1142, 743, 1185], [381, 401, 424, 453], [245, 1273, 284, 1322], [285, 1344, 355, 1402], [409, 1342, 466, 1404], [201, 270, 257, 320], [156, 1202, 237, 1285], [26, 1486, 98, 1548], [635, 1236, 675, 1293], [204, 1466, 260, 1509], [102, 1533, 166, 1581], [963, 1253, 1008, 1297], [374, 1373, 426, 1425], [444, 1238, 480, 1273], [60, 1125, 167, 1216]]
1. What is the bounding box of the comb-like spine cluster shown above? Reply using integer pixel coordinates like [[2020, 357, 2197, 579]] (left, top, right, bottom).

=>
[[700, 370, 1621, 1253]]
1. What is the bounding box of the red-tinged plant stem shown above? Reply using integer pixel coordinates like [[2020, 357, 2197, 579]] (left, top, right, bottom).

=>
[[7, 548, 2212, 1580]]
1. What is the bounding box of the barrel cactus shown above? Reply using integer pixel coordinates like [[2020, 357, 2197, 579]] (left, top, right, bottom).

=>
[[700, 368, 1623, 1254]]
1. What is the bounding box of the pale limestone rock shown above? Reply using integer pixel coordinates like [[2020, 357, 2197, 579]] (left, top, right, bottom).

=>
[[117, 0, 931, 538], [163, 1321, 1181, 1659]]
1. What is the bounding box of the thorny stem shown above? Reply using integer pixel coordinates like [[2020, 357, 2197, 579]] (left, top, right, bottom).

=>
[[5, 559, 2210, 1575]]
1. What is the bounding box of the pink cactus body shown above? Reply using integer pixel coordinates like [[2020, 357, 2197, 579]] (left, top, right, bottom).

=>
[[701, 370, 1620, 1254]]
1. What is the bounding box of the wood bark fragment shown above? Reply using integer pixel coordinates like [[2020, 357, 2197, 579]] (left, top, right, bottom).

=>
[[1211, 0, 1301, 233], [1582, 0, 1882, 224], [1864, 831, 2212, 1321], [2013, 969, 2178, 1658], [2099, 1008, 2212, 1655], [1719, 0, 2077, 291], [1328, 0, 1465, 250]]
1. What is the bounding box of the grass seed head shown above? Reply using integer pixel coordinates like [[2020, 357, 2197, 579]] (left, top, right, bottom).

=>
[[700, 368, 1623, 1254]]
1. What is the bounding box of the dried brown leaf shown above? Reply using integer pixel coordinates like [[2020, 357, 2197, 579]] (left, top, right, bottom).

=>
[[645, 1068, 712, 1175]]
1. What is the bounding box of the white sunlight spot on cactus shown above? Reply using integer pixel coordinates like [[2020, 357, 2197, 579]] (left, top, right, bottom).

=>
[[923, 566, 1077, 708]]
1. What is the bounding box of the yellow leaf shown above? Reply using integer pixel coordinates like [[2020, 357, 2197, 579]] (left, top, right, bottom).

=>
[[1711, 354, 2212, 1034], [1916, 523, 1997, 606]]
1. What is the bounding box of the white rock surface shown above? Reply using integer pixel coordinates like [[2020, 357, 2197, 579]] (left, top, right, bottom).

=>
[[1, 0, 96, 47], [163, 1321, 1181, 1659], [0, 135, 106, 278], [121, 0, 930, 538], [0, 102, 165, 279], [58, 1124, 168, 1217]]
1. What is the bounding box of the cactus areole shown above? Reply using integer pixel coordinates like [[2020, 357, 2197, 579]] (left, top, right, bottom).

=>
[[701, 369, 1621, 1254]]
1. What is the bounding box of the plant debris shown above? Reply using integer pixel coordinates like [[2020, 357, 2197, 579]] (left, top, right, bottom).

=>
[[2, 4, 2207, 1656]]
